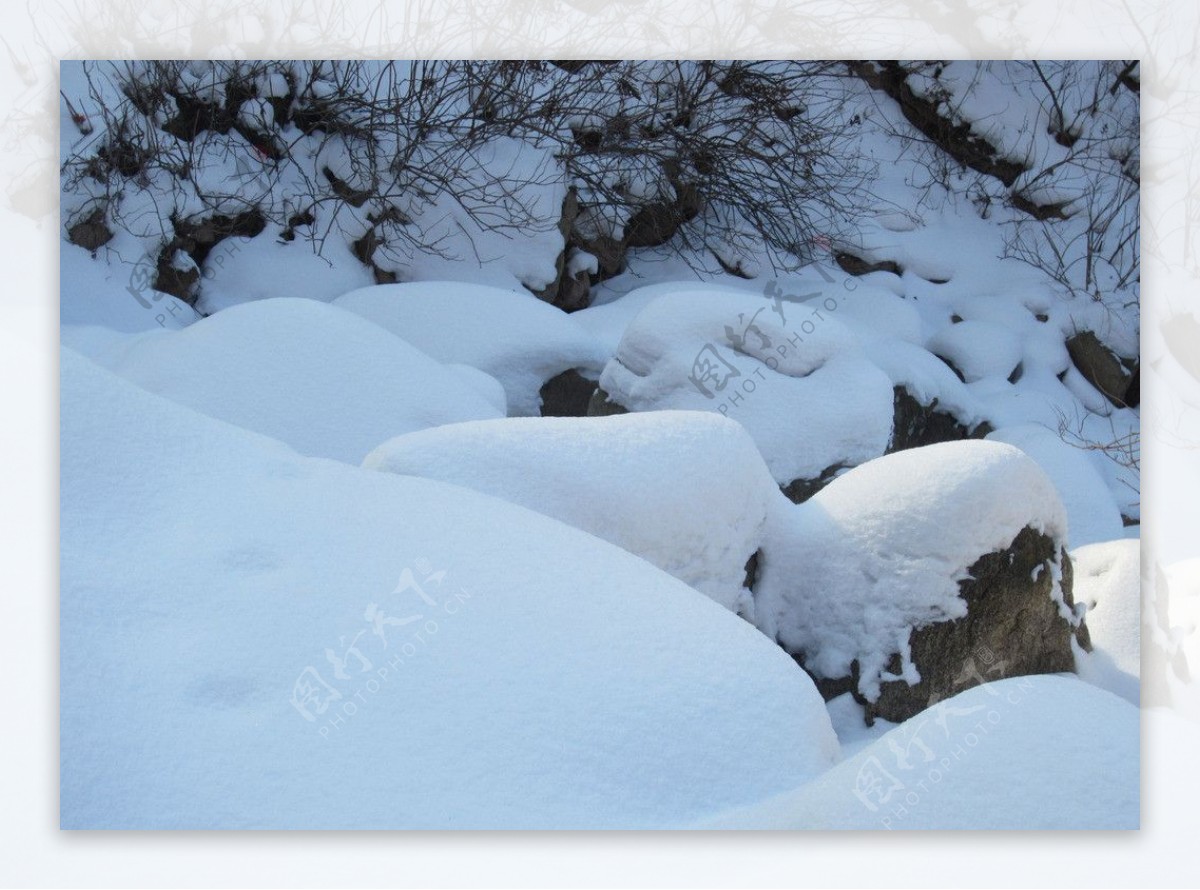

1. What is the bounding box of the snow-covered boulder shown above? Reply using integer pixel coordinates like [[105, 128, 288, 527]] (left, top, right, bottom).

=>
[[61, 349, 839, 829], [365, 411, 782, 616], [698, 675, 1139, 829], [333, 281, 609, 416], [755, 440, 1088, 723], [95, 297, 503, 464], [592, 284, 895, 493]]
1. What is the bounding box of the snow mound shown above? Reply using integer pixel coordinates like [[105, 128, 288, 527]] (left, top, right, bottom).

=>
[[756, 440, 1069, 701], [61, 349, 839, 829], [825, 284, 924, 346], [572, 284, 676, 357], [698, 675, 1139, 829], [598, 284, 895, 485], [97, 297, 503, 464], [194, 228, 374, 315], [987, 423, 1123, 548], [1071, 539, 1140, 705], [927, 319, 1023, 383], [365, 411, 781, 616], [333, 281, 609, 416]]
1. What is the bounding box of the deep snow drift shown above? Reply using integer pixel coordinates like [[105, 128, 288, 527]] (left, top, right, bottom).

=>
[[1071, 538, 1141, 705], [60, 348, 840, 829]]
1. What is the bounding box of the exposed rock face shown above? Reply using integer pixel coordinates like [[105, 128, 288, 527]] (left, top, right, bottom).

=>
[[834, 252, 902, 277], [155, 209, 268, 304], [780, 465, 846, 504], [556, 267, 591, 313], [889, 386, 992, 453], [579, 233, 626, 281], [820, 526, 1088, 725], [67, 206, 113, 252], [1066, 330, 1138, 408], [153, 251, 201, 304], [539, 369, 598, 417]]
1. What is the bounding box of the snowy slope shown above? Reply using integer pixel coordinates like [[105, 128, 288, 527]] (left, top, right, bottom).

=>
[[61, 349, 840, 829], [697, 675, 1139, 830], [365, 411, 781, 616], [93, 297, 504, 464]]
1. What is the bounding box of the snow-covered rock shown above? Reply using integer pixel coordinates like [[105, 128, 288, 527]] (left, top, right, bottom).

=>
[[365, 411, 781, 616], [60, 349, 840, 829], [698, 675, 1139, 829], [94, 297, 503, 464], [865, 339, 991, 446], [755, 440, 1085, 721], [333, 281, 609, 416], [594, 284, 895, 489]]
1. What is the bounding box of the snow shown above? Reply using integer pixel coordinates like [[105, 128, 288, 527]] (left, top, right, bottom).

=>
[[697, 675, 1139, 829], [987, 423, 1125, 548], [371, 137, 571, 297], [94, 297, 504, 464], [1071, 539, 1140, 705], [864, 338, 987, 429], [333, 282, 609, 416], [55, 60, 1143, 833], [60, 348, 840, 829], [60, 244, 200, 334], [597, 283, 895, 485], [927, 319, 1023, 383], [754, 440, 1070, 701], [572, 284, 674, 357], [193, 226, 374, 315], [365, 411, 781, 616]]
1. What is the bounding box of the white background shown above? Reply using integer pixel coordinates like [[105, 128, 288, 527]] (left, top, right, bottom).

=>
[[4, 1, 1198, 886]]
